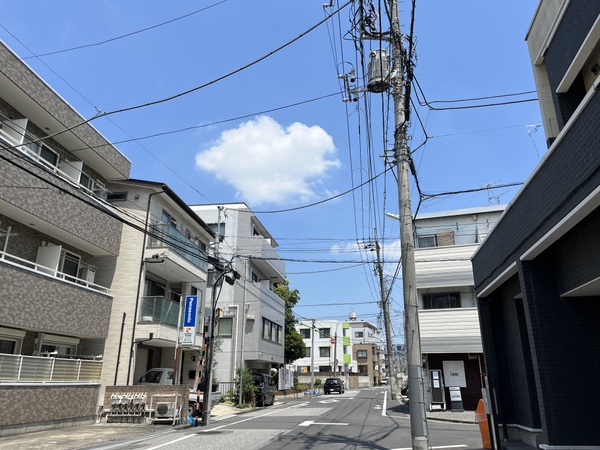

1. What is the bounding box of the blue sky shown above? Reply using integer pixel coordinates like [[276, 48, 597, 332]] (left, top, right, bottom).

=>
[[1, 1, 544, 341]]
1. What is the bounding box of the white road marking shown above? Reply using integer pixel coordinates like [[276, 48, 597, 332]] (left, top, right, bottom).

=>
[[299, 420, 349, 427], [319, 399, 340, 404]]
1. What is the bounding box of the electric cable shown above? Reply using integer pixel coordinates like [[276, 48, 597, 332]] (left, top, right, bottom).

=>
[[0, 1, 229, 61]]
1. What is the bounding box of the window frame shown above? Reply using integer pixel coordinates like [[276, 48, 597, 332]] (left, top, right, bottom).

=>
[[422, 292, 461, 310]]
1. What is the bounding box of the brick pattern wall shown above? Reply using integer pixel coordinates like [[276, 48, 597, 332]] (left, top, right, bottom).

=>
[[0, 385, 99, 435], [520, 256, 600, 445], [474, 91, 600, 291], [544, 1, 600, 128], [0, 42, 130, 178], [0, 263, 112, 339], [1, 147, 123, 255]]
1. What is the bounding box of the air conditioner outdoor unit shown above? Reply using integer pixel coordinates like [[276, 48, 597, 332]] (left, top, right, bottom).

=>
[[155, 401, 176, 419]]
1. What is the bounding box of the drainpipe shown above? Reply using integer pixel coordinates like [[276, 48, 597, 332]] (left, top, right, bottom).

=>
[[126, 187, 166, 385]]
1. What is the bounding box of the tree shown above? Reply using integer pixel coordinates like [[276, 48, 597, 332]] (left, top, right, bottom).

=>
[[233, 365, 256, 407], [274, 280, 306, 363]]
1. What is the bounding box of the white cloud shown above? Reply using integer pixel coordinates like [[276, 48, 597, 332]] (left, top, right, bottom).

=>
[[195, 116, 340, 205]]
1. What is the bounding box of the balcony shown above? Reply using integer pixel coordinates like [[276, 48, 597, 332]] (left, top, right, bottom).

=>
[[0, 248, 110, 295], [0, 354, 102, 384], [244, 236, 285, 281], [139, 296, 180, 328], [148, 223, 208, 272]]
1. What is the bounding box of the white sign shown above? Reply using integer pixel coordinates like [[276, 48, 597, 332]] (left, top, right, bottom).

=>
[[442, 360, 466, 387], [449, 386, 462, 401]]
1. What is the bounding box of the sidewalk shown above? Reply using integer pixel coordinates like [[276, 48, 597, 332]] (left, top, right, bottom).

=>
[[398, 396, 477, 423], [0, 397, 290, 450]]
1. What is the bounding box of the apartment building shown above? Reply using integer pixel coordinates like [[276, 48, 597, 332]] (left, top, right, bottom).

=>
[[473, 1, 600, 447], [0, 41, 130, 434], [413, 205, 505, 411], [295, 315, 385, 387], [99, 180, 214, 394], [190, 203, 286, 383]]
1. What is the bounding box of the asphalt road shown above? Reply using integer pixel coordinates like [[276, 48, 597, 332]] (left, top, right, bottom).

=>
[[92, 388, 483, 450]]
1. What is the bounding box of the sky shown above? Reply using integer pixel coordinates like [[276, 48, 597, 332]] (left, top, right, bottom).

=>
[[1, 1, 545, 342]]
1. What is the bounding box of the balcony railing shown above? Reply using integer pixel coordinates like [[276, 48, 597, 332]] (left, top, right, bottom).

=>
[[139, 296, 180, 327], [0, 249, 111, 294], [0, 354, 102, 383], [0, 123, 108, 200], [148, 223, 208, 271]]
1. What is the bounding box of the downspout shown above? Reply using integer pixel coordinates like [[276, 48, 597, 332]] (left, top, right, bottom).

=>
[[126, 187, 167, 385]]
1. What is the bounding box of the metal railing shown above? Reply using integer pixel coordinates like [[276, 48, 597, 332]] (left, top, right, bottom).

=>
[[148, 223, 208, 271], [0, 249, 111, 294], [0, 353, 102, 383]]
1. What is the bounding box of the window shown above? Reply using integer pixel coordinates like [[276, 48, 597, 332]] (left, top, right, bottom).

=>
[[161, 210, 177, 228], [319, 347, 330, 357], [423, 292, 461, 309], [23, 139, 59, 167], [417, 235, 437, 248], [305, 347, 311, 357], [319, 328, 330, 338], [300, 328, 311, 339], [357, 350, 367, 358], [0, 327, 24, 355], [60, 250, 80, 281], [217, 317, 233, 337], [251, 271, 259, 283], [262, 318, 282, 344], [355, 331, 364, 338]]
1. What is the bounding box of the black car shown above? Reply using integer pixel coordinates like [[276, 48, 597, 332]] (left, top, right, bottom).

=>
[[323, 377, 345, 394]]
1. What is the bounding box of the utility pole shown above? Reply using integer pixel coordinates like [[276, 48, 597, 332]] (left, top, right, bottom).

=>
[[310, 318, 315, 395], [201, 206, 224, 426], [374, 229, 397, 399], [390, 0, 429, 447]]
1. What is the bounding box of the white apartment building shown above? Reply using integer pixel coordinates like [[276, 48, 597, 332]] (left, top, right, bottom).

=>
[[190, 203, 286, 384], [414, 204, 505, 411], [294, 314, 385, 387]]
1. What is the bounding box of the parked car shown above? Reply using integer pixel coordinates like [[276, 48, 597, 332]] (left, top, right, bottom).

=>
[[323, 377, 345, 394], [254, 373, 275, 406], [135, 368, 175, 385]]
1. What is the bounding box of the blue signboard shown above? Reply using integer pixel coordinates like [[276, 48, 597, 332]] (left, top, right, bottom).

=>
[[184, 295, 198, 327]]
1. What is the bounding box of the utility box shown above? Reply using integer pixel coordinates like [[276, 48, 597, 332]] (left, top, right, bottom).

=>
[[367, 49, 390, 93]]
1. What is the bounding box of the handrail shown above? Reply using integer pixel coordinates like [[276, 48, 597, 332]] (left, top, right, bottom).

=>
[[0, 249, 111, 294], [0, 354, 102, 383]]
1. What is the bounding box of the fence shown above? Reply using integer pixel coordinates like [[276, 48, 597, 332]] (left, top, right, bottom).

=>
[[0, 354, 102, 383]]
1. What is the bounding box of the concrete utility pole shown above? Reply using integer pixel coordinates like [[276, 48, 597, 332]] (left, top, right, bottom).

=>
[[310, 318, 315, 395], [374, 229, 397, 400], [389, 0, 429, 447], [201, 206, 224, 426]]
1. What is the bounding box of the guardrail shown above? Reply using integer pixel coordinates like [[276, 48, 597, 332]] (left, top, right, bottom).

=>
[[0, 354, 102, 383]]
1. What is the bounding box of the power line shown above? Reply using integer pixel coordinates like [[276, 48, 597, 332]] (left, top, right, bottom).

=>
[[0, 1, 230, 61], [9, 0, 353, 151]]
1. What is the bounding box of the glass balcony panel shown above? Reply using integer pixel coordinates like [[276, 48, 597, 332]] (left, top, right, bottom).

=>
[[140, 296, 180, 327], [148, 223, 207, 271]]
